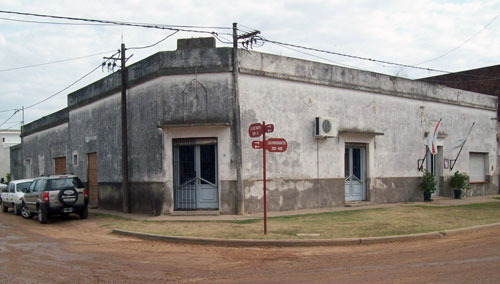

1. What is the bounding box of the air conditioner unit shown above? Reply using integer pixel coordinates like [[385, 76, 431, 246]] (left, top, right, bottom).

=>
[[314, 117, 337, 138]]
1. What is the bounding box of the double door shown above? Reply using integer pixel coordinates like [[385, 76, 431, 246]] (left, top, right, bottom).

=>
[[174, 140, 218, 210]]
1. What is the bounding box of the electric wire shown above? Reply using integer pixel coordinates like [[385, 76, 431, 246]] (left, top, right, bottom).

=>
[[0, 50, 117, 73], [262, 38, 451, 74], [415, 10, 500, 65], [0, 111, 19, 129], [4, 121, 22, 130], [261, 37, 500, 81], [0, 10, 232, 35], [22, 63, 103, 110], [0, 16, 113, 26], [127, 31, 178, 50]]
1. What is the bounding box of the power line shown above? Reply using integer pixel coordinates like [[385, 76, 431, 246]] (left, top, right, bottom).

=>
[[0, 50, 117, 73], [127, 31, 179, 50], [415, 10, 500, 65], [261, 37, 500, 81], [4, 121, 22, 130], [0, 16, 113, 26], [0, 110, 19, 129], [262, 38, 451, 74], [24, 63, 103, 110], [0, 108, 18, 114], [0, 10, 232, 35]]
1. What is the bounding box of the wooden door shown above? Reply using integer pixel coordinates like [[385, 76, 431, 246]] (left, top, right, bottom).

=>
[[87, 153, 98, 206], [54, 157, 67, 175]]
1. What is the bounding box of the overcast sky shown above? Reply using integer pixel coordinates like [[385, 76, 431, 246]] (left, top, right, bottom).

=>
[[1, 0, 499, 129]]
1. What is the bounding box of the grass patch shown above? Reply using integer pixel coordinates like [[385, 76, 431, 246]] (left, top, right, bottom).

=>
[[99, 201, 500, 240]]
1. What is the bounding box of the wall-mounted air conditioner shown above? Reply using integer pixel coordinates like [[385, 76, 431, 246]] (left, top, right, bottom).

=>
[[314, 117, 337, 138]]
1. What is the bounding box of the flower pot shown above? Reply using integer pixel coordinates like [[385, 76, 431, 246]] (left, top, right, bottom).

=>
[[454, 189, 462, 199], [423, 191, 432, 202]]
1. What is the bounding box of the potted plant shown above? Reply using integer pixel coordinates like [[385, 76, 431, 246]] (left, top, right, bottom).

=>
[[449, 171, 470, 199], [419, 170, 437, 202]]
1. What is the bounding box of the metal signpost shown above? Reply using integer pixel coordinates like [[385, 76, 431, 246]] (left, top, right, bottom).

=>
[[249, 121, 287, 234]]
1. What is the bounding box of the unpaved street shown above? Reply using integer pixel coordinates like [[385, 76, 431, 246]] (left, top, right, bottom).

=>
[[1, 212, 499, 283]]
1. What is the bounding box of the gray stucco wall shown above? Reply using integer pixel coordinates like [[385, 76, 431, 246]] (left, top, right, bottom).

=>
[[14, 44, 236, 215], [21, 123, 69, 178]]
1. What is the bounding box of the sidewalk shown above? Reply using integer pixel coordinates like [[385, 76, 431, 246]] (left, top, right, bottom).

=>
[[90, 194, 500, 222]]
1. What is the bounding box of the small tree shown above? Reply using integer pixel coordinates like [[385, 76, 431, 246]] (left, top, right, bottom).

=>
[[420, 170, 436, 202], [419, 170, 437, 193], [449, 171, 470, 199], [6, 173, 11, 183], [449, 171, 470, 190]]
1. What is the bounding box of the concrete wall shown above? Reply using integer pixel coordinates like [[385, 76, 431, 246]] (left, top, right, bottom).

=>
[[238, 51, 498, 212], [20, 123, 69, 178]]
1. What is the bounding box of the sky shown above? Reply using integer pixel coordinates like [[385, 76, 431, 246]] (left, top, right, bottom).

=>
[[1, 0, 500, 129]]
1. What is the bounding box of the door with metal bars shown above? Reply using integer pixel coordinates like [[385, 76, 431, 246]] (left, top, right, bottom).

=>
[[173, 139, 218, 210], [344, 146, 366, 202]]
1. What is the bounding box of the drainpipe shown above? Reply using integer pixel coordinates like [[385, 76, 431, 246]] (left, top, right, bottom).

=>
[[232, 23, 245, 215]]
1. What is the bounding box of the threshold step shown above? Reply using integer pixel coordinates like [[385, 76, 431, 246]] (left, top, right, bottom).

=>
[[345, 201, 375, 208], [171, 210, 220, 216]]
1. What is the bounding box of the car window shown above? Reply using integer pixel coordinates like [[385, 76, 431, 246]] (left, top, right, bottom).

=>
[[34, 180, 47, 192], [28, 180, 37, 192], [48, 177, 84, 191], [8, 183, 14, 193], [16, 182, 32, 193]]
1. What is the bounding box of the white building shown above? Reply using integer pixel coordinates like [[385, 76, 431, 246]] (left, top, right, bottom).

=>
[[0, 129, 21, 182], [10, 37, 499, 215]]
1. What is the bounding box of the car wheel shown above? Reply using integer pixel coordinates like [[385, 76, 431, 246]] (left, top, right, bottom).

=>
[[13, 204, 21, 216], [38, 207, 48, 224], [21, 204, 33, 219], [79, 207, 88, 219], [1, 202, 8, 213]]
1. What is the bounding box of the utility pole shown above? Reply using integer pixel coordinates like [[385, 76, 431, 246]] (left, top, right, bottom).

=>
[[21, 106, 24, 143], [232, 23, 244, 215], [120, 43, 130, 213], [232, 23, 261, 215]]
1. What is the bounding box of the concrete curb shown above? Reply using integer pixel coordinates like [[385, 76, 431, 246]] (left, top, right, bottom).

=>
[[111, 223, 500, 247]]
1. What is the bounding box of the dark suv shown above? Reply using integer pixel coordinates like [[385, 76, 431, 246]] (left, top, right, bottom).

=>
[[21, 175, 89, 224]]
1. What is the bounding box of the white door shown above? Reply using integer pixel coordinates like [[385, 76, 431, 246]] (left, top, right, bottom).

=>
[[174, 141, 218, 210], [345, 147, 366, 201]]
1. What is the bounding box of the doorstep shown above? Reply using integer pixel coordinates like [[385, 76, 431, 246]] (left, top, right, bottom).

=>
[[345, 201, 376, 208], [171, 210, 220, 216]]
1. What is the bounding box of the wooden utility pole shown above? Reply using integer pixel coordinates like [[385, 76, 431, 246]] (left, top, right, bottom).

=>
[[120, 43, 130, 213]]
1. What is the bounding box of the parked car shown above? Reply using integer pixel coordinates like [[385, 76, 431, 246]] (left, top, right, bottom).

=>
[[21, 175, 89, 224], [0, 183, 7, 203], [1, 179, 33, 215]]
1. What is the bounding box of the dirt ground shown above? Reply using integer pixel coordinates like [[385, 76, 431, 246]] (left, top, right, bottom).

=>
[[1, 212, 499, 283]]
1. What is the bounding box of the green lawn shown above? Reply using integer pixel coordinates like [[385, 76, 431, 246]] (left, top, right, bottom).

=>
[[97, 201, 500, 240]]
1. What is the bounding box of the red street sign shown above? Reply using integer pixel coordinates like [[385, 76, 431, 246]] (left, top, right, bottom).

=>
[[249, 123, 263, 138], [265, 124, 274, 133], [266, 138, 287, 152], [252, 140, 264, 149]]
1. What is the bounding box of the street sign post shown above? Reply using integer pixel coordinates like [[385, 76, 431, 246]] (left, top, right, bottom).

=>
[[248, 121, 287, 235]]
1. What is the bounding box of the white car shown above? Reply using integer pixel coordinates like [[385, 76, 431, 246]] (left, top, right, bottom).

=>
[[1, 179, 34, 215]]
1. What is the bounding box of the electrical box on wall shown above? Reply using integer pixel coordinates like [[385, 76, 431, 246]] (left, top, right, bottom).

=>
[[314, 117, 337, 138]]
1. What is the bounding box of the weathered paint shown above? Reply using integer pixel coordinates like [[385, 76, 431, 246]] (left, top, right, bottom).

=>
[[11, 39, 499, 215]]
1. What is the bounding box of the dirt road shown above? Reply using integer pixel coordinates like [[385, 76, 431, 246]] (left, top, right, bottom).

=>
[[1, 212, 499, 283]]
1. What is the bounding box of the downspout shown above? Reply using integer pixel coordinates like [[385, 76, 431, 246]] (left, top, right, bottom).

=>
[[232, 23, 245, 215]]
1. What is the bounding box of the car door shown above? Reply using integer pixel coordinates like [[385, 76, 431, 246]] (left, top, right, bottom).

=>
[[24, 180, 38, 211], [7, 182, 15, 204]]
